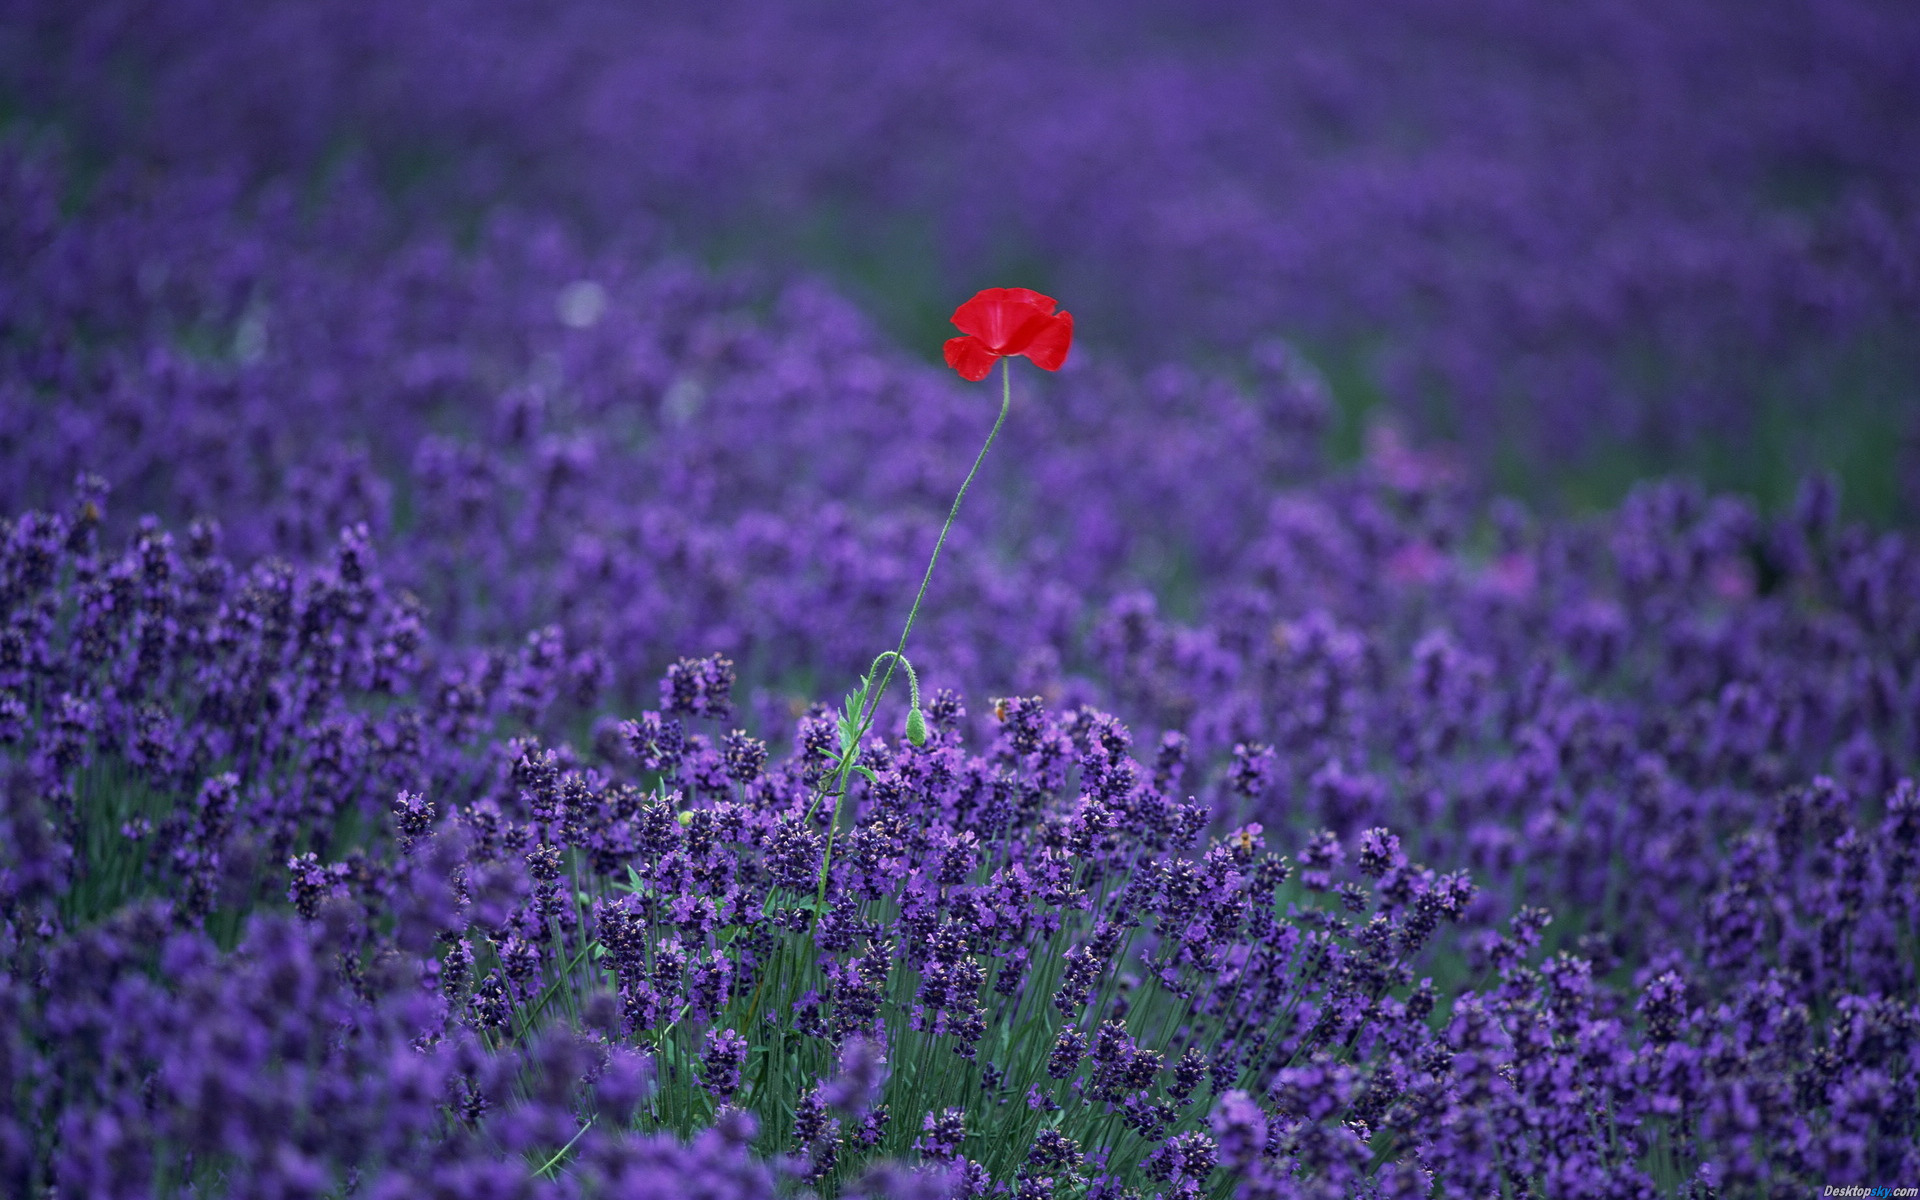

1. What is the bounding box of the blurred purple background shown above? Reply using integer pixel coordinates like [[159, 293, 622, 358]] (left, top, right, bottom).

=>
[[5, 0, 1917, 517]]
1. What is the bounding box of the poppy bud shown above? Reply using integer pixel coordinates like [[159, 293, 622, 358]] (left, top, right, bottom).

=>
[[906, 706, 928, 746]]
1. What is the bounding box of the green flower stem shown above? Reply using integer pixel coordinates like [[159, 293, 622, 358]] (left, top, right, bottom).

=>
[[533, 1116, 595, 1178], [866, 649, 921, 723], [812, 357, 1016, 892], [868, 356, 1013, 734]]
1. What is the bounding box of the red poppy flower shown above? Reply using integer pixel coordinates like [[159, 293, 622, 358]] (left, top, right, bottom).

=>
[[943, 287, 1074, 381]]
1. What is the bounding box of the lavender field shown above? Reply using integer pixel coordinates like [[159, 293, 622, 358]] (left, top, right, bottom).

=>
[[2, 2, 1918, 1196]]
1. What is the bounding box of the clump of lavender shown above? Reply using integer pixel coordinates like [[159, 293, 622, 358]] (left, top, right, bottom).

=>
[[8, 501, 1920, 1193], [409, 646, 1506, 1193], [0, 493, 463, 939], [383, 650, 1920, 1194], [700, 1028, 749, 1102]]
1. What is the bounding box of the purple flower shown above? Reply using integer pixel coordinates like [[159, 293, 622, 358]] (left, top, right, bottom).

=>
[[1210, 1090, 1268, 1171], [913, 1107, 966, 1163], [821, 1035, 890, 1113], [699, 1028, 748, 1102], [660, 655, 737, 721]]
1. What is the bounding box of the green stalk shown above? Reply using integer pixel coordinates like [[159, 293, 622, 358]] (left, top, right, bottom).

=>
[[834, 357, 1011, 784], [533, 1116, 595, 1178], [865, 356, 1014, 751], [811, 358, 1017, 908]]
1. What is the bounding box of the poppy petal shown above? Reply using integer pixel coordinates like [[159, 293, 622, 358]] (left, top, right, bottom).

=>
[[944, 335, 999, 382], [951, 288, 1057, 352], [1019, 311, 1073, 371], [995, 311, 1055, 357], [994, 287, 1057, 315], [950, 294, 1023, 352]]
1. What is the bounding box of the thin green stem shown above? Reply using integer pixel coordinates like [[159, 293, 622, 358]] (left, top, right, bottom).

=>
[[533, 1116, 595, 1179], [810, 358, 1017, 902], [857, 358, 1010, 758], [871, 356, 1013, 725]]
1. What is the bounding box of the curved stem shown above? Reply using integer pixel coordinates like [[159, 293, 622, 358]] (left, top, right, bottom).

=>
[[810, 359, 1015, 897], [864, 650, 920, 719], [865, 356, 1013, 734], [824, 358, 1013, 804]]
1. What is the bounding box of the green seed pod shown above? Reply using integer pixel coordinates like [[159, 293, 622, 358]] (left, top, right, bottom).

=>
[[906, 706, 928, 746]]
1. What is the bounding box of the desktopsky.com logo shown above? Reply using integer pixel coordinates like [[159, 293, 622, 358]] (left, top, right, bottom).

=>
[[1822, 1188, 1916, 1198]]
